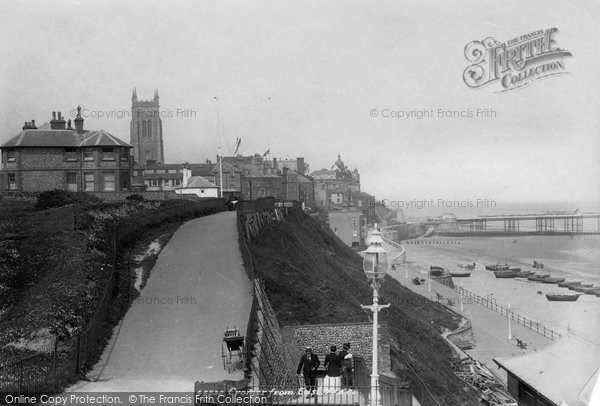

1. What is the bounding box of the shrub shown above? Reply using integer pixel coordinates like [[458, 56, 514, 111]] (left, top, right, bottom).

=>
[[125, 194, 145, 202], [35, 190, 100, 210]]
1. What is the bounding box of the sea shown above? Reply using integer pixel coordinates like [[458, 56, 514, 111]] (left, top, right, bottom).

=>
[[391, 201, 600, 345]]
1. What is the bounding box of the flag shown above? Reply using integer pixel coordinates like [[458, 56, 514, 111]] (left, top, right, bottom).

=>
[[263, 149, 270, 157], [233, 137, 241, 155]]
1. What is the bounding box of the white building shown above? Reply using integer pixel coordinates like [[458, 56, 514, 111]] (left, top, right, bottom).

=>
[[175, 167, 219, 198]]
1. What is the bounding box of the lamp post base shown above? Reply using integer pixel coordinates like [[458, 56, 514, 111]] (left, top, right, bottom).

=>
[[368, 375, 382, 406]]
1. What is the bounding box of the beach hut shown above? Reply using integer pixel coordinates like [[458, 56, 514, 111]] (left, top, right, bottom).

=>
[[494, 337, 600, 406]]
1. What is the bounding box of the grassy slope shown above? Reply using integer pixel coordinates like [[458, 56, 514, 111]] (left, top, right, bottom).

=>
[[247, 210, 480, 405]]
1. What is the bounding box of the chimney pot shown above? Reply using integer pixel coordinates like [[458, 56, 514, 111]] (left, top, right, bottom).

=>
[[31, 120, 35, 126], [52, 112, 56, 120]]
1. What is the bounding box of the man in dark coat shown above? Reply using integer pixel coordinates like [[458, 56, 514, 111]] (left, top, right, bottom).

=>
[[323, 345, 342, 392], [297, 347, 320, 397]]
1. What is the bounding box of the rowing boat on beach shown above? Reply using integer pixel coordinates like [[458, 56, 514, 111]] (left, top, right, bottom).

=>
[[515, 270, 533, 277], [527, 274, 549, 281], [457, 263, 476, 270], [485, 264, 510, 271], [450, 270, 471, 277], [546, 293, 582, 301], [494, 270, 517, 278], [430, 266, 445, 276], [541, 277, 566, 284], [558, 281, 582, 288], [581, 287, 600, 295], [573, 284, 594, 292]]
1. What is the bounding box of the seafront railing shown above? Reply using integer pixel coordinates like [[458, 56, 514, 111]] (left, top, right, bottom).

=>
[[454, 286, 562, 341], [398, 263, 563, 341]]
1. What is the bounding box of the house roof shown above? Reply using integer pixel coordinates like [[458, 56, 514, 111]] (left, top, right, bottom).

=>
[[243, 174, 281, 179], [1, 127, 131, 148], [494, 337, 600, 406], [179, 176, 217, 189], [297, 174, 313, 183], [211, 160, 239, 173]]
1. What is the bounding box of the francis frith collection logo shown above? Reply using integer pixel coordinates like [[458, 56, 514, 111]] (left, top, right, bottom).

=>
[[463, 28, 572, 92]]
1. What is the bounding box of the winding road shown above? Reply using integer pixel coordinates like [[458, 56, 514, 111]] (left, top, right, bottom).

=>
[[67, 211, 253, 392]]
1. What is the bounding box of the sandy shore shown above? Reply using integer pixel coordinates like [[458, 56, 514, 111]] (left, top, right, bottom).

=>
[[395, 235, 600, 344], [385, 242, 557, 383]]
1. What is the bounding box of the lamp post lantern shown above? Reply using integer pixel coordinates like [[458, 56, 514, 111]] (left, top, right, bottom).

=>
[[361, 224, 390, 406]]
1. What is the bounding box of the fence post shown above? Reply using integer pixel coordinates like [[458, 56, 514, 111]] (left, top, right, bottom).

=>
[[75, 336, 80, 375], [53, 337, 58, 389], [19, 361, 23, 394]]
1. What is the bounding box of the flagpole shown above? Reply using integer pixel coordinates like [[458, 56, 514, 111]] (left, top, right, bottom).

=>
[[215, 96, 223, 198]]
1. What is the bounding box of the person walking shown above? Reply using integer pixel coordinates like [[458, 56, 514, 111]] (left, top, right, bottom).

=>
[[323, 345, 342, 393], [297, 346, 320, 398]]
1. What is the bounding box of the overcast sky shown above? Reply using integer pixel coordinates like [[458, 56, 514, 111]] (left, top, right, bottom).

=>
[[1, 0, 599, 208]]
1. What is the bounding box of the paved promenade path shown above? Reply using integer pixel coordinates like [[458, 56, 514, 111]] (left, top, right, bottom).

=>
[[68, 211, 253, 392], [385, 243, 552, 384]]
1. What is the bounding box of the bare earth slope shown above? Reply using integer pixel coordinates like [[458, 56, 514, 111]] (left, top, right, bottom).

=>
[[246, 210, 480, 405]]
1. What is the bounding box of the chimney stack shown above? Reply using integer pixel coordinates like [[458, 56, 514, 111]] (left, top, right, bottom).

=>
[[74, 105, 84, 134], [22, 120, 38, 130], [51, 111, 66, 130]]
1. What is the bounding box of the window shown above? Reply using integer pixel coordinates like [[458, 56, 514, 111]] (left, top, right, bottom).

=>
[[7, 173, 16, 190], [84, 151, 94, 161], [66, 172, 77, 191], [102, 148, 114, 161], [65, 148, 78, 161], [353, 219, 357, 227], [142, 120, 147, 140], [84, 172, 94, 191], [174, 179, 181, 186], [133, 170, 139, 176], [121, 150, 129, 161], [103, 172, 115, 191], [150, 179, 159, 187], [358, 200, 363, 207], [7, 150, 15, 162], [121, 175, 128, 191]]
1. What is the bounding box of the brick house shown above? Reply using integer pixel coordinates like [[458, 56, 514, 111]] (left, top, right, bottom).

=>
[[1, 108, 132, 192]]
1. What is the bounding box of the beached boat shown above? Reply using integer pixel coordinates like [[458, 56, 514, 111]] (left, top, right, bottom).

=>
[[541, 277, 566, 284], [527, 274, 549, 282], [573, 284, 593, 292], [558, 281, 581, 288], [508, 267, 522, 272], [494, 270, 517, 278], [515, 270, 533, 278], [546, 293, 582, 302], [412, 277, 421, 285], [429, 266, 445, 276], [457, 263, 476, 270], [581, 287, 599, 295], [450, 271, 471, 277], [485, 264, 510, 271]]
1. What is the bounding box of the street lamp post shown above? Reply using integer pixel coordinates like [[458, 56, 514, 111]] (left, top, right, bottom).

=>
[[361, 224, 390, 406]]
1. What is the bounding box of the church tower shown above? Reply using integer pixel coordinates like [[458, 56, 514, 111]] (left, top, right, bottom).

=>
[[130, 88, 164, 165]]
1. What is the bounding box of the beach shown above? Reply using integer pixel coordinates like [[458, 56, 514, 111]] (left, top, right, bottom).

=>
[[384, 234, 600, 383], [396, 235, 600, 344]]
